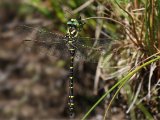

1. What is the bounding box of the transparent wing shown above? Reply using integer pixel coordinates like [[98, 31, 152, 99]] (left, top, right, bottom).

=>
[[16, 25, 70, 58], [74, 37, 113, 63], [16, 25, 66, 42], [23, 39, 70, 58]]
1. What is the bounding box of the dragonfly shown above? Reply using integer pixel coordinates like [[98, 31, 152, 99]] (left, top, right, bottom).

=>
[[16, 16, 112, 118]]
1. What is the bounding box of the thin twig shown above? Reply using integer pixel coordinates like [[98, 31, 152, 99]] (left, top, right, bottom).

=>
[[82, 16, 138, 46], [94, 56, 103, 95], [132, 79, 160, 110], [147, 62, 156, 99], [129, 51, 160, 72], [115, 1, 140, 45], [126, 78, 143, 113], [72, 0, 95, 14]]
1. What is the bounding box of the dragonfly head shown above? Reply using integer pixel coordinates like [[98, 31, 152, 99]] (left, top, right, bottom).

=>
[[67, 17, 84, 37]]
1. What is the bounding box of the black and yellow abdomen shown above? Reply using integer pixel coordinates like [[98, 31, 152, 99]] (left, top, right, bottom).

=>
[[67, 38, 76, 117]]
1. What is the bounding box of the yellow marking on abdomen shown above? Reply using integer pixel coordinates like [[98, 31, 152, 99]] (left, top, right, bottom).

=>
[[70, 67, 73, 69], [69, 96, 74, 98], [69, 49, 75, 51], [68, 103, 74, 106]]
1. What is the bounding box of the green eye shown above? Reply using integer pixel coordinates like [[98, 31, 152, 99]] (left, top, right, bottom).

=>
[[67, 21, 72, 25]]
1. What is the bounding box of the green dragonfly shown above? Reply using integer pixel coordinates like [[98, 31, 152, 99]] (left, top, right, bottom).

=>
[[16, 16, 112, 118]]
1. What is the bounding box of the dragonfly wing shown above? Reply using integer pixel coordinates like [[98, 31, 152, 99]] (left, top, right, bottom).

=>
[[16, 25, 69, 58], [22, 40, 69, 58], [76, 37, 112, 47], [16, 25, 66, 43], [75, 37, 113, 63]]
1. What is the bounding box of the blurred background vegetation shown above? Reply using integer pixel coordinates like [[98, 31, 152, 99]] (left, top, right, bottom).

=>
[[0, 0, 160, 119]]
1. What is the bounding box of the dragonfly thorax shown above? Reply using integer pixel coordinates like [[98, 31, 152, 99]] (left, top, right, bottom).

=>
[[67, 26, 79, 38], [67, 18, 82, 38]]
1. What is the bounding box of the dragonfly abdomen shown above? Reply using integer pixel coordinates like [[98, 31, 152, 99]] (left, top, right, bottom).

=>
[[68, 38, 76, 117]]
